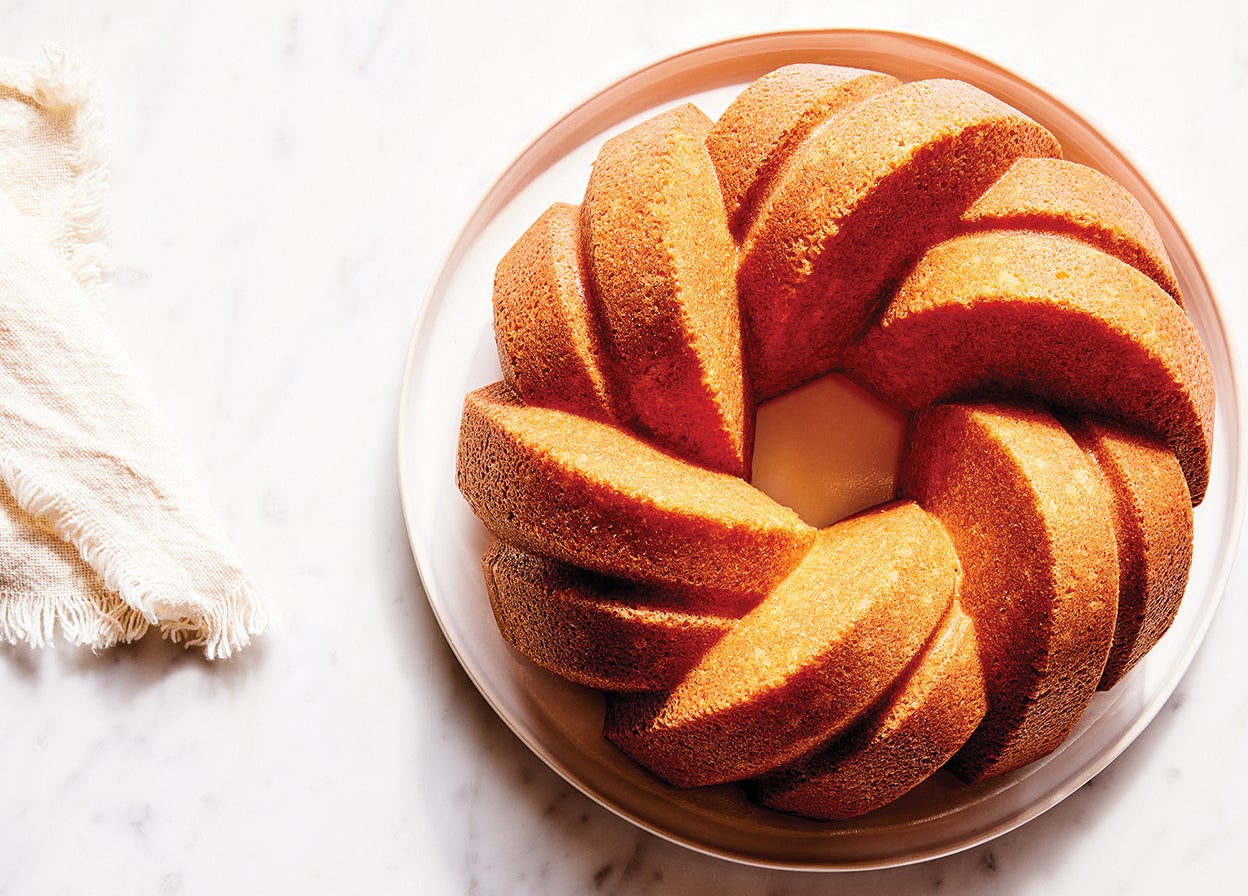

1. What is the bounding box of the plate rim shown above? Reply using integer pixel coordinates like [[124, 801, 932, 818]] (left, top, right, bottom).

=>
[[397, 27, 1247, 871]]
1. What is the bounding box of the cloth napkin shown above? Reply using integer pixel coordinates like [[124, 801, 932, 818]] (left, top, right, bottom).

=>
[[0, 47, 274, 658]]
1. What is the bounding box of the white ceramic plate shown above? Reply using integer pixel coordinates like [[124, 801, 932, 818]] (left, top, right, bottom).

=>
[[398, 30, 1245, 869]]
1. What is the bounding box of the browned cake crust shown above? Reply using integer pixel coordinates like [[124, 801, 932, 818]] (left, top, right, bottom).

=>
[[705, 63, 900, 236], [456, 382, 814, 593], [736, 79, 1062, 399], [454, 63, 1217, 819], [960, 157, 1182, 304], [748, 600, 987, 820], [1064, 419, 1194, 690], [901, 403, 1118, 782], [603, 501, 959, 787], [491, 202, 616, 420], [849, 230, 1215, 503], [584, 103, 751, 477], [481, 538, 739, 692]]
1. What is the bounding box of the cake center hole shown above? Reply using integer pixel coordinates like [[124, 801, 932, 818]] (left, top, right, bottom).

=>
[[751, 373, 906, 529]]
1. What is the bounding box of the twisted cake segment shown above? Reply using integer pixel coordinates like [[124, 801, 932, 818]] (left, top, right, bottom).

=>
[[747, 600, 987, 820], [736, 78, 1062, 399], [492, 202, 616, 420], [456, 383, 814, 593], [1065, 419, 1194, 690], [901, 403, 1119, 782], [849, 230, 1214, 503], [584, 103, 751, 478], [481, 538, 742, 693], [960, 157, 1182, 304], [604, 501, 959, 788], [704, 63, 900, 236]]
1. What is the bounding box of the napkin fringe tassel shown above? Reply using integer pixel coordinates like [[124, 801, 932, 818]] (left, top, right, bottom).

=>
[[157, 581, 275, 661], [2, 461, 275, 660], [0, 586, 149, 651], [0, 582, 271, 659], [0, 568, 273, 661], [28, 44, 113, 300]]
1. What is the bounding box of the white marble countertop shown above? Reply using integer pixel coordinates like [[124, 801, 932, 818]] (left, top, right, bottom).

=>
[[1, 1, 1244, 892]]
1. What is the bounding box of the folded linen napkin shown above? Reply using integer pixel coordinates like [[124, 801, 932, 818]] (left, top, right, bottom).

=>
[[0, 47, 274, 658]]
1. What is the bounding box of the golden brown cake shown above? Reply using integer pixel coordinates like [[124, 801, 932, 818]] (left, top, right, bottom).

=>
[[705, 63, 900, 236], [747, 600, 986, 820], [456, 382, 814, 592], [847, 230, 1214, 503], [491, 202, 616, 420], [735, 78, 1062, 399], [481, 537, 741, 692], [584, 103, 751, 477], [604, 501, 959, 787], [1065, 419, 1194, 690], [901, 403, 1118, 781], [960, 157, 1182, 303], [453, 63, 1216, 821]]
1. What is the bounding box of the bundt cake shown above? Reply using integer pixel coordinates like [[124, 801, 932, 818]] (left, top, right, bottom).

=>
[[453, 62, 1215, 820]]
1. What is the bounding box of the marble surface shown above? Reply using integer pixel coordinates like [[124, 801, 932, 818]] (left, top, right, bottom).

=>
[[1, 1, 1244, 892]]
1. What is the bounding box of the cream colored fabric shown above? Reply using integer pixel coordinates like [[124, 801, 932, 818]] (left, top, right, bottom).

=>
[[0, 48, 274, 657]]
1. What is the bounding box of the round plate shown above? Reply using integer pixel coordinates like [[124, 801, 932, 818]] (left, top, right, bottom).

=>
[[398, 30, 1245, 870]]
